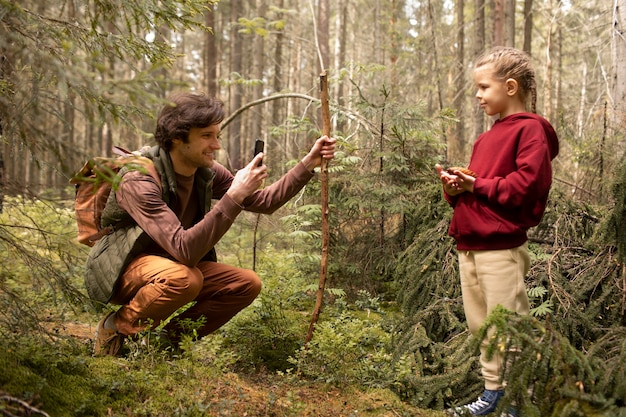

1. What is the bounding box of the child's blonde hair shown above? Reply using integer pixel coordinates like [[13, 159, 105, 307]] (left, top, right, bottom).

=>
[[474, 46, 537, 113]]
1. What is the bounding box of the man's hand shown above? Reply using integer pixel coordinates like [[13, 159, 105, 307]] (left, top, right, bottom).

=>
[[301, 135, 337, 171], [226, 154, 268, 204]]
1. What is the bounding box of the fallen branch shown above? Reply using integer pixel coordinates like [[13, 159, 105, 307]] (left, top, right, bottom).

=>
[[0, 393, 51, 417]]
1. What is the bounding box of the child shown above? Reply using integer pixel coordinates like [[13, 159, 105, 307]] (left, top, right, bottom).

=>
[[437, 46, 559, 416]]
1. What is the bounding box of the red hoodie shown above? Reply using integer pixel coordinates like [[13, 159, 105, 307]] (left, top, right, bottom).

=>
[[446, 112, 559, 250]]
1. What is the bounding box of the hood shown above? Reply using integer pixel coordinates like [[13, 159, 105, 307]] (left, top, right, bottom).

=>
[[506, 113, 559, 160]]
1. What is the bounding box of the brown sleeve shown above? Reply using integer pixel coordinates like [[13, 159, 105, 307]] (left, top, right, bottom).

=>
[[242, 162, 314, 213], [116, 162, 314, 267], [210, 161, 315, 214], [116, 171, 243, 267]]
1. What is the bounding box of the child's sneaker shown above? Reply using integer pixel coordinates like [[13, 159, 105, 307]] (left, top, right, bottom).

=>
[[447, 389, 504, 416]]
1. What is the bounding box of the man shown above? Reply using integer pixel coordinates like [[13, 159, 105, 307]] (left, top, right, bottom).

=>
[[87, 92, 336, 356]]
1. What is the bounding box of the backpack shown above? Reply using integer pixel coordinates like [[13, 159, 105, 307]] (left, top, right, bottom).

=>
[[70, 146, 157, 246]]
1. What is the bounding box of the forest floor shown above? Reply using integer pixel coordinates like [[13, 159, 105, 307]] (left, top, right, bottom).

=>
[[34, 320, 447, 417]]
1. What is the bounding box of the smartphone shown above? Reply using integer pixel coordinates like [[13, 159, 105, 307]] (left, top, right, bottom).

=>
[[253, 139, 264, 166]]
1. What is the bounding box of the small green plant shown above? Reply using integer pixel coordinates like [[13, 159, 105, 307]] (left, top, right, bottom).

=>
[[528, 285, 554, 317]]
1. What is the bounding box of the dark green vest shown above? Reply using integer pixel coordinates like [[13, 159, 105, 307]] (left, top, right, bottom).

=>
[[84, 146, 217, 304]]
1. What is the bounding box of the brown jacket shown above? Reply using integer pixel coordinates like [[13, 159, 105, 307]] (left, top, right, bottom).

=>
[[84, 145, 314, 303]]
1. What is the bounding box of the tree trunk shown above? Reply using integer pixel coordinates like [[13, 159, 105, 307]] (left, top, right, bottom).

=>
[[316, 0, 330, 157], [335, 0, 348, 134], [272, 0, 285, 129], [205, 4, 218, 96], [474, 0, 486, 139], [493, 0, 504, 46], [317, 0, 330, 73], [428, 0, 444, 114], [250, 0, 267, 144], [449, 0, 465, 163], [504, 0, 515, 47], [523, 0, 533, 53], [544, 0, 554, 121], [230, 1, 244, 169], [612, 0, 626, 132], [0, 52, 6, 210]]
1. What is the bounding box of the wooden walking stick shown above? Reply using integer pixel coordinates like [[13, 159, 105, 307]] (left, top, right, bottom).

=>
[[304, 71, 331, 346]]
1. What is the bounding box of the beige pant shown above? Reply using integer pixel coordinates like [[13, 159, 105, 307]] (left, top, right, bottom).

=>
[[109, 254, 262, 339], [458, 243, 530, 391]]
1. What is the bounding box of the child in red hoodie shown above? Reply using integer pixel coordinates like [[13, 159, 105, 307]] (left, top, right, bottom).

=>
[[437, 46, 559, 416]]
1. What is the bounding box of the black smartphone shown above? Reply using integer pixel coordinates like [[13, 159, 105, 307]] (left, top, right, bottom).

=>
[[253, 139, 264, 166]]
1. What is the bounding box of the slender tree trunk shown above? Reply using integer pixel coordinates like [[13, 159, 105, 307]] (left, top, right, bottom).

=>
[[317, 0, 330, 73], [428, 0, 444, 114], [0, 52, 6, 210], [230, 1, 244, 169], [388, 0, 402, 95], [544, 0, 554, 121], [611, 0, 626, 133], [504, 0, 515, 47], [205, 4, 218, 96], [250, 1, 267, 143], [473, 0, 486, 139], [272, 0, 285, 128], [523, 0, 533, 53], [450, 0, 465, 163], [576, 62, 587, 138], [556, 27, 562, 123], [335, 0, 348, 134], [493, 0, 504, 46]]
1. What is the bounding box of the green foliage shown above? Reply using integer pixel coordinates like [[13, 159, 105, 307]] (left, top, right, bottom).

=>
[[478, 307, 620, 417], [293, 90, 448, 297], [0, 196, 87, 338], [0, 0, 215, 175], [211, 247, 312, 372], [290, 308, 413, 390], [391, 180, 626, 413], [593, 159, 626, 265]]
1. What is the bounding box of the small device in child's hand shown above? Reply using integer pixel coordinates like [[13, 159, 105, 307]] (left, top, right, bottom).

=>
[[254, 139, 264, 166]]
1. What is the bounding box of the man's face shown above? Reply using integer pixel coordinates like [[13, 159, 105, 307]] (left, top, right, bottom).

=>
[[171, 124, 221, 175]]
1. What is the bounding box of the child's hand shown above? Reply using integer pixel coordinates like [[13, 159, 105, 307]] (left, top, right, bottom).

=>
[[448, 167, 476, 193], [436, 164, 465, 196]]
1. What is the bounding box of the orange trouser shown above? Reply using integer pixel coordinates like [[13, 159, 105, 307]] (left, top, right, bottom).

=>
[[458, 243, 530, 391], [109, 254, 262, 339]]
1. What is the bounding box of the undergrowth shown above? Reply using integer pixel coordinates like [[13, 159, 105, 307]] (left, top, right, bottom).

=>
[[1, 162, 625, 416]]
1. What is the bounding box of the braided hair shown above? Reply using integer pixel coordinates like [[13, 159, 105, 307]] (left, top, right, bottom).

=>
[[474, 46, 537, 113]]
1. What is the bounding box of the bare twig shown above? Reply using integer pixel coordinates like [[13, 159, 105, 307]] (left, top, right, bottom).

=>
[[0, 394, 51, 417]]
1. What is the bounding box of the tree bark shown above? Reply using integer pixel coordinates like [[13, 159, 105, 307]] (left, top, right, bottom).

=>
[[523, 0, 533, 53], [504, 0, 515, 47], [428, 0, 444, 114], [250, 0, 267, 143], [272, 0, 285, 129], [474, 0, 486, 138], [317, 0, 330, 73], [205, 3, 218, 96], [612, 0, 626, 132], [335, 0, 348, 134], [230, 1, 244, 169], [544, 0, 554, 121], [450, 0, 465, 163], [493, 0, 504, 46]]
